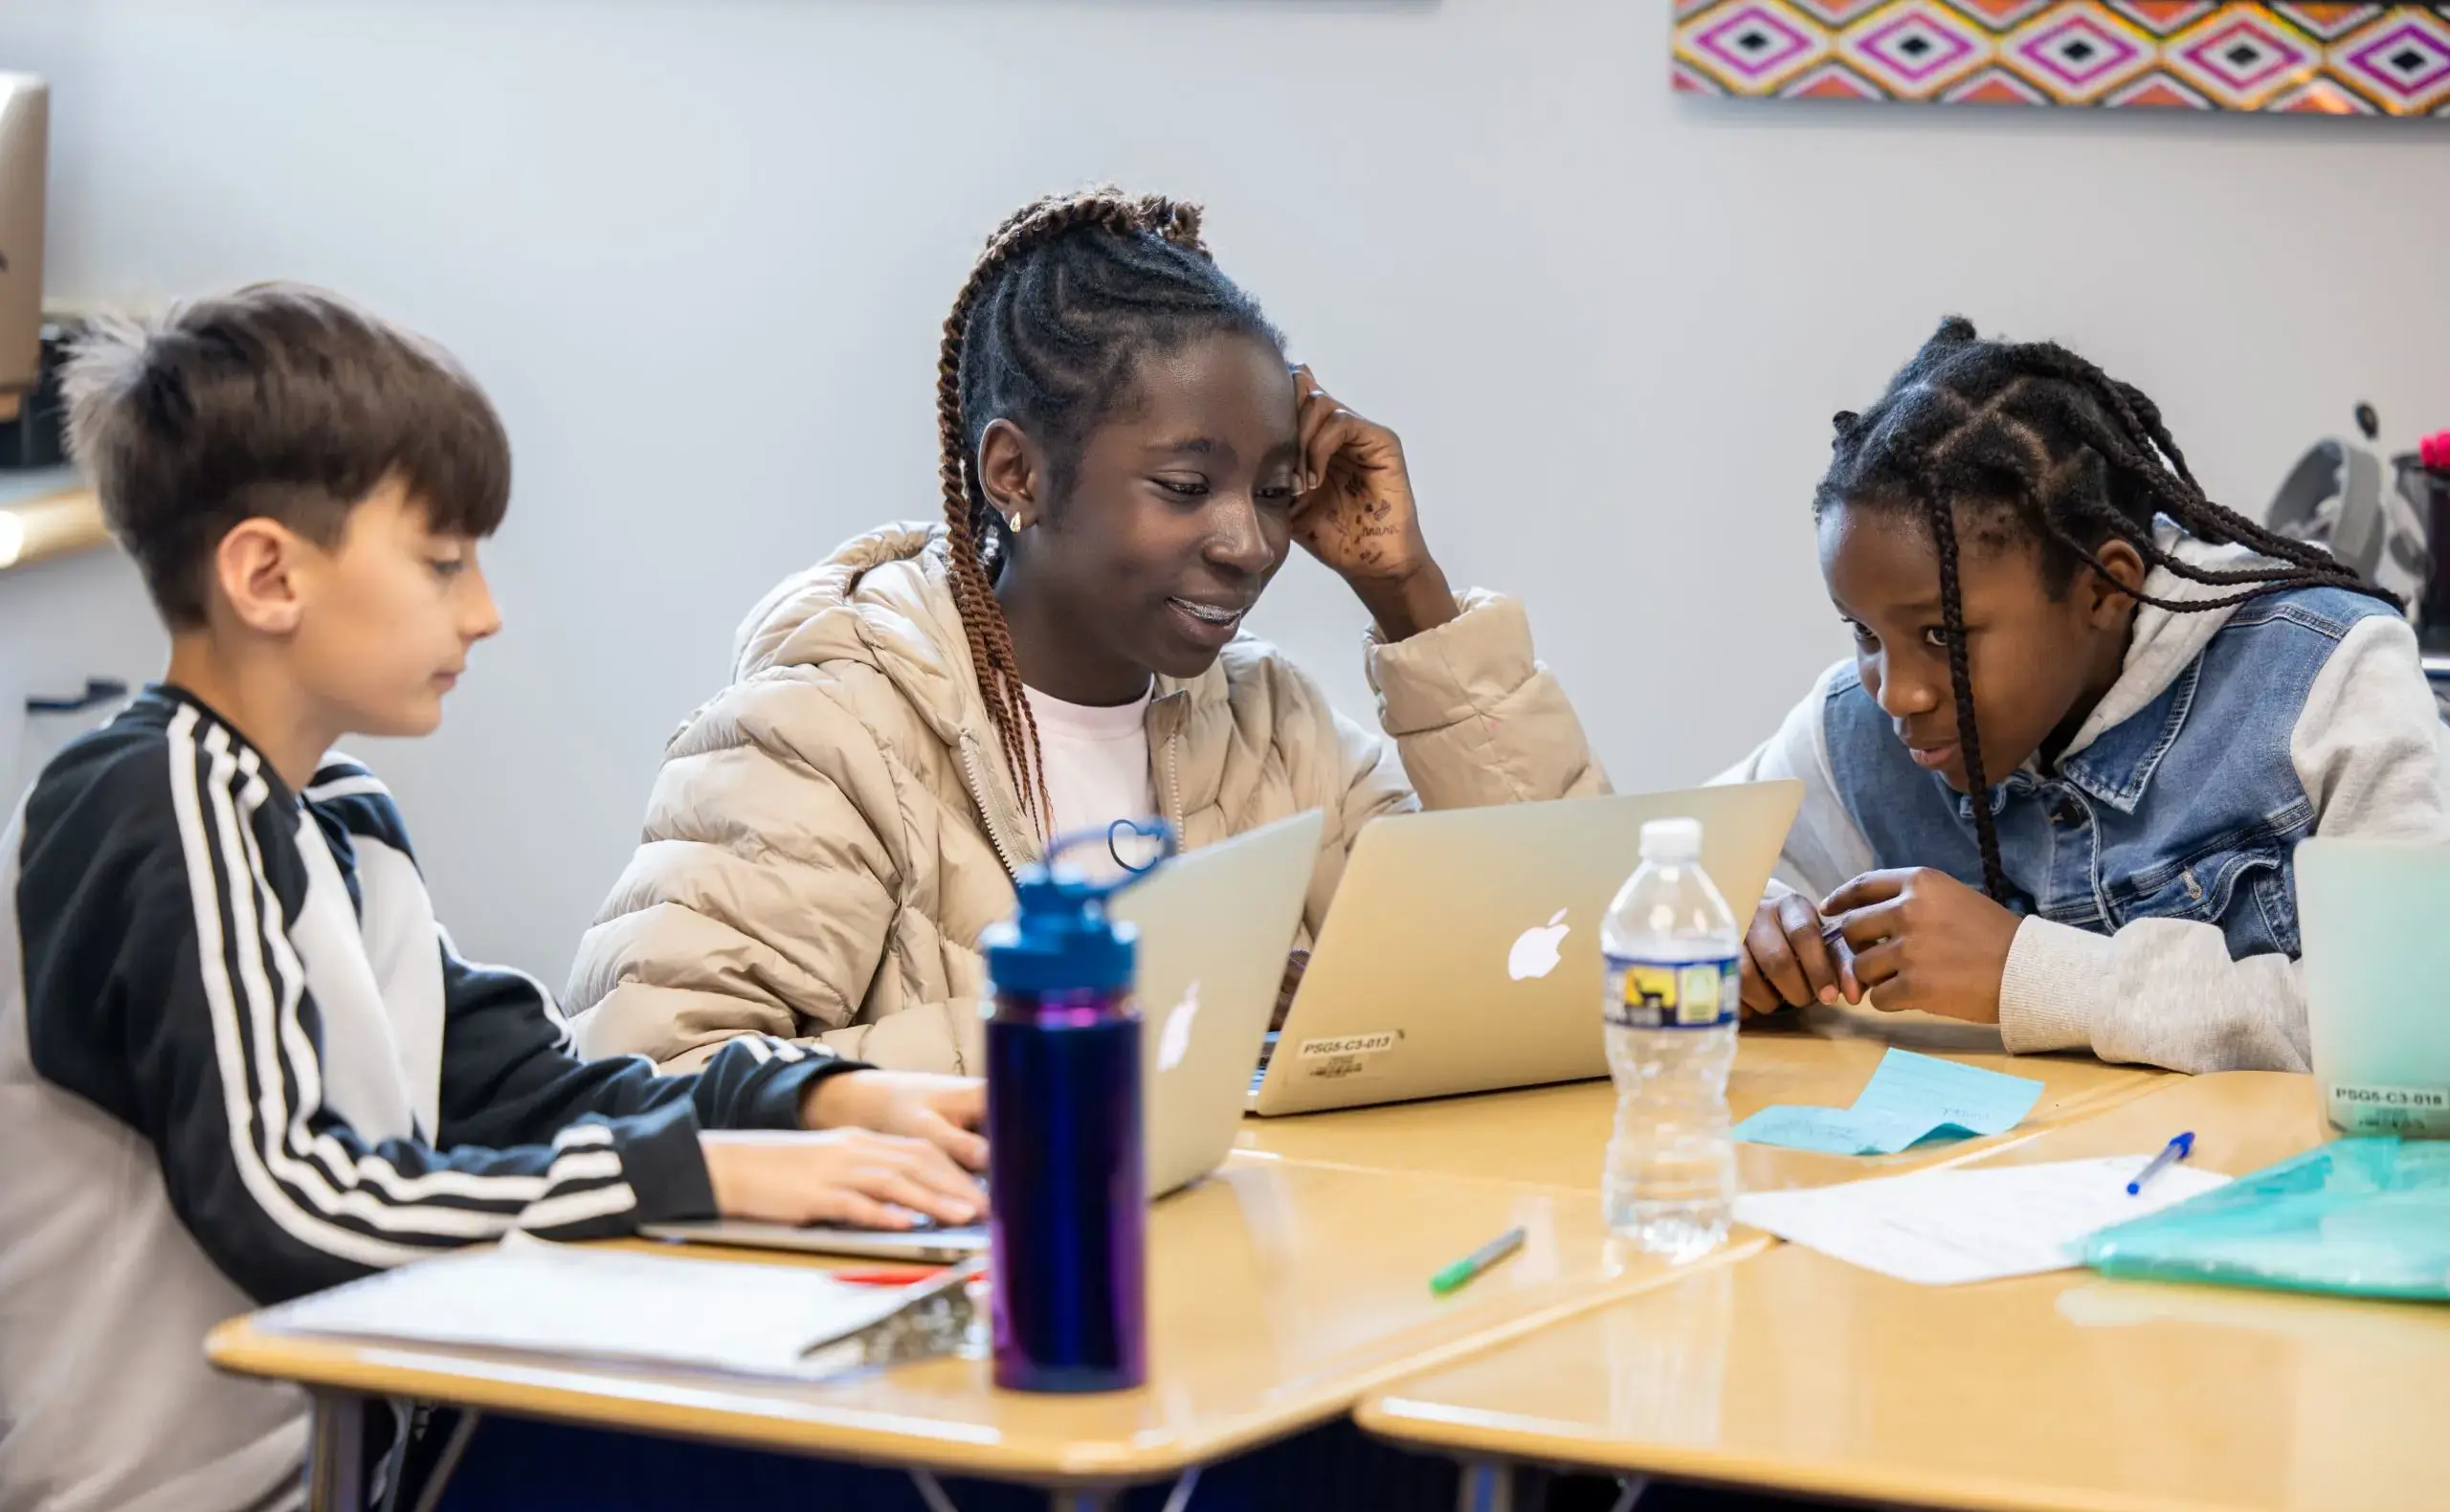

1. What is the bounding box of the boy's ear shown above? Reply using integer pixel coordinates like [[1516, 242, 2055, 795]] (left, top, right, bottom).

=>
[[973, 418, 1044, 523], [212, 519, 311, 636], [2083, 538, 2149, 628]]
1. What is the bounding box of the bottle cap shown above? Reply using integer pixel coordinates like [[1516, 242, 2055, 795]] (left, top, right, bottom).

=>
[[1639, 816, 1704, 862], [980, 820, 1176, 995]]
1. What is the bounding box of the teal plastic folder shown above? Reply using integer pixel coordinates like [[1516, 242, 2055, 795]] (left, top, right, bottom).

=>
[[2082, 1138, 2450, 1302]]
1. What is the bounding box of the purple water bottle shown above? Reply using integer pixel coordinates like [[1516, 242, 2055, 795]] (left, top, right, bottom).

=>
[[979, 822, 1174, 1393]]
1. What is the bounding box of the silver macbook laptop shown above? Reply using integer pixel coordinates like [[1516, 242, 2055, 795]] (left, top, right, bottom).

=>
[[643, 811, 1323, 1262], [1247, 781, 1802, 1117], [2298, 837, 2450, 1137]]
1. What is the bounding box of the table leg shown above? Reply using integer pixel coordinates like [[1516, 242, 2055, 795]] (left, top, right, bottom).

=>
[[1457, 1461, 1514, 1512], [303, 1392, 367, 1512], [1048, 1491, 1118, 1512]]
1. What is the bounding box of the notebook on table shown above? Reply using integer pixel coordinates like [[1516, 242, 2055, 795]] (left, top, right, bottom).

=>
[[260, 1234, 979, 1379]]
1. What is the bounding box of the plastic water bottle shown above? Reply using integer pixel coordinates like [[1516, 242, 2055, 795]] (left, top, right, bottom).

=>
[[1601, 817, 1741, 1258], [978, 823, 1173, 1392]]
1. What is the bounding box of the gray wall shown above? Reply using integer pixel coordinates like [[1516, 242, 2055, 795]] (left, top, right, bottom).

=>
[[7, 0, 2447, 980]]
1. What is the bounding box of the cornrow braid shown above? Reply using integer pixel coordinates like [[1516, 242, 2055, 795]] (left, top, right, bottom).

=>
[[1815, 317, 2399, 902], [934, 189, 1280, 842]]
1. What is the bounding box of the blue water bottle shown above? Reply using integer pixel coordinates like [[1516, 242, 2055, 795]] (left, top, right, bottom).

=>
[[978, 822, 1174, 1393]]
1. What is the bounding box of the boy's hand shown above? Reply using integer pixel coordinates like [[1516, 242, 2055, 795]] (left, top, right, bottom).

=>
[[1740, 891, 1859, 1016], [1288, 366, 1457, 641], [700, 1129, 985, 1231], [802, 1070, 988, 1172], [1820, 869, 2020, 1024]]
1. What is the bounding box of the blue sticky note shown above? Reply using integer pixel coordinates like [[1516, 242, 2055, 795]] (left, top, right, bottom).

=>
[[1851, 1048, 2044, 1139], [1726, 1104, 1927, 1156], [1733, 1049, 2045, 1156]]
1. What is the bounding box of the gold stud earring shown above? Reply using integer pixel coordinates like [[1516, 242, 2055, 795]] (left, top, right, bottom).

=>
[[1008, 512, 1026, 531]]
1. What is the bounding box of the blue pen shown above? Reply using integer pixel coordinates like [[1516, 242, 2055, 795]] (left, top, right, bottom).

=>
[[2126, 1131, 2195, 1195]]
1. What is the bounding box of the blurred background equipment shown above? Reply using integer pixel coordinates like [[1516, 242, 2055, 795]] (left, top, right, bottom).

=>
[[2266, 403, 2434, 617], [0, 75, 60, 470], [2266, 405, 2450, 720]]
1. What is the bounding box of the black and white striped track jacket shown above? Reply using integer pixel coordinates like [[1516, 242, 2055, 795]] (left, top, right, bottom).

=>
[[0, 685, 856, 1512]]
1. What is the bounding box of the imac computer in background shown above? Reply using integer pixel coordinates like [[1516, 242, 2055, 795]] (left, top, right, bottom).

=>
[[0, 75, 47, 418]]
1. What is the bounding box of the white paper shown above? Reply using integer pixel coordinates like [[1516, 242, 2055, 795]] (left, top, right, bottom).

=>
[[259, 1234, 923, 1378], [1732, 1155, 2232, 1286]]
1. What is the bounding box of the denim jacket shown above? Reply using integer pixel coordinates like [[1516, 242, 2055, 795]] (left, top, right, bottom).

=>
[[1824, 587, 2394, 965]]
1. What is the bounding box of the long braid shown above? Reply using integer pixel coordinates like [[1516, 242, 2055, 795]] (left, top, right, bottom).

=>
[[936, 232, 1044, 832], [1816, 317, 2400, 902], [934, 189, 1267, 841], [2007, 342, 2389, 596], [2029, 390, 2335, 589], [1911, 465, 2014, 902]]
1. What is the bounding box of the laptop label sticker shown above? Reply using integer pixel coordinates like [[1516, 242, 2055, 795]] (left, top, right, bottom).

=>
[[2329, 1081, 2450, 1136], [1298, 1030, 1402, 1080]]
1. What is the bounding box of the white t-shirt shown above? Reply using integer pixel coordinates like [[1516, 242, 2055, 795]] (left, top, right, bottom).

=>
[[1023, 683, 1157, 879]]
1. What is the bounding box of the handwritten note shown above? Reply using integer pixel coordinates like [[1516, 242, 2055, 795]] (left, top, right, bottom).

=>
[[1731, 1048, 2044, 1156], [1733, 1155, 2231, 1285]]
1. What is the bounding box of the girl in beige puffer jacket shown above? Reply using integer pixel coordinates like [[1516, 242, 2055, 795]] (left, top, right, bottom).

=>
[[568, 190, 1607, 1075]]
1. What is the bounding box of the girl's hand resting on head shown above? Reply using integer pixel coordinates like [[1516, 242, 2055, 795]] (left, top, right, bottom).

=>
[[1819, 868, 2021, 1024], [699, 1128, 986, 1232], [1739, 891, 1860, 1018], [1288, 366, 1458, 641]]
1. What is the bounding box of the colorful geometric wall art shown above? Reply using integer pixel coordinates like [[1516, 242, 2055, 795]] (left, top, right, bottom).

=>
[[1673, 3, 2450, 115]]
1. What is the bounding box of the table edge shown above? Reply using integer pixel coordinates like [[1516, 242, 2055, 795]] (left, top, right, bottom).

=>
[[205, 1235, 1771, 1485]]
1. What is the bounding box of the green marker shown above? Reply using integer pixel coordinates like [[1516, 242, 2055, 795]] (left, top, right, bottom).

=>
[[1429, 1226, 1526, 1297]]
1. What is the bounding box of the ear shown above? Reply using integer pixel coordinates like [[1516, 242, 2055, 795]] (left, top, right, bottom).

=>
[[211, 519, 312, 636], [2082, 537, 2149, 628], [974, 418, 1046, 525]]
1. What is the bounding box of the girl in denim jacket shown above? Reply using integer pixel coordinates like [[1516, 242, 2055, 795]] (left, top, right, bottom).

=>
[[1726, 319, 2449, 1073]]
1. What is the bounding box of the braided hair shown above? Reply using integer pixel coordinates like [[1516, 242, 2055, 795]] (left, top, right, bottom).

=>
[[1815, 317, 2398, 902], [936, 189, 1281, 835]]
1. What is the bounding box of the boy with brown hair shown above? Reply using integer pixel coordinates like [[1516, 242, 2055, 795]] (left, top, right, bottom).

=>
[[0, 284, 986, 1512]]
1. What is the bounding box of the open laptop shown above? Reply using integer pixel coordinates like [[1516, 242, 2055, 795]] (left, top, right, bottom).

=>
[[2297, 837, 2450, 1138], [1247, 781, 1802, 1117], [642, 810, 1323, 1262]]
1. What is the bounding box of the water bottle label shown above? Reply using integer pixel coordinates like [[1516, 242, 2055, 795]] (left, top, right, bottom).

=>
[[1606, 955, 1738, 1030]]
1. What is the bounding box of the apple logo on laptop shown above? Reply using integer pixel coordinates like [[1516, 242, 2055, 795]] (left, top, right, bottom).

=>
[[1507, 909, 1571, 981], [1158, 981, 1200, 1071]]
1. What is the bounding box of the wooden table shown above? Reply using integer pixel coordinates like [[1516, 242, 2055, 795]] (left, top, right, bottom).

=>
[[205, 1021, 2190, 1512], [209, 1155, 1769, 1511], [1239, 1006, 2167, 1194], [1356, 1073, 2450, 1512]]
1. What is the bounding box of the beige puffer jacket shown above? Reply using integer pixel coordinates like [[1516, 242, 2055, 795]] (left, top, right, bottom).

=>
[[567, 524, 1606, 1074]]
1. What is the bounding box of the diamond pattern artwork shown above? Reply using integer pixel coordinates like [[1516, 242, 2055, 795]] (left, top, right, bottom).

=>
[[1839, 1, 1997, 94], [2162, 8, 2321, 107], [1674, 1, 1832, 93], [2004, 4, 2159, 100], [2273, 5, 2389, 40], [1673, 2, 2450, 113], [1790, 0, 1895, 20], [2106, 3, 2220, 34], [2332, 8, 2450, 110]]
